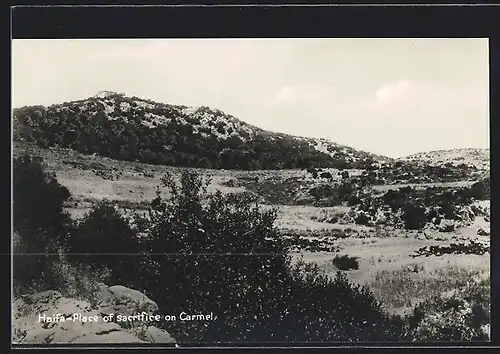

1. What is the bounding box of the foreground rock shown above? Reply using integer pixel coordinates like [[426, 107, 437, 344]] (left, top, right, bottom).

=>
[[12, 284, 176, 344]]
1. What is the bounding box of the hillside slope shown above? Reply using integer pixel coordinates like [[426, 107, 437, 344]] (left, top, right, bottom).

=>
[[13, 91, 392, 170]]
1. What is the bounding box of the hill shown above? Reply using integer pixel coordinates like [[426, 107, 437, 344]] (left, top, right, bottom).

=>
[[401, 149, 490, 171], [12, 91, 392, 170]]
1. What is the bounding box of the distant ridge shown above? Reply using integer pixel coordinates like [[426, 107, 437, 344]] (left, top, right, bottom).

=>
[[401, 148, 490, 171]]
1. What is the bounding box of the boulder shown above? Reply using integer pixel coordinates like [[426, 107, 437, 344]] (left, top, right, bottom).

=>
[[12, 285, 176, 345], [101, 285, 159, 317], [438, 219, 456, 233]]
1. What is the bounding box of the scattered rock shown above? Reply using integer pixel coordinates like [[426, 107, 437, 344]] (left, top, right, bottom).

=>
[[438, 219, 456, 233], [477, 228, 490, 236]]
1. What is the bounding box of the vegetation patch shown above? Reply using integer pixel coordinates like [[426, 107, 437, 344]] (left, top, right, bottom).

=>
[[331, 255, 360, 271], [411, 241, 489, 258]]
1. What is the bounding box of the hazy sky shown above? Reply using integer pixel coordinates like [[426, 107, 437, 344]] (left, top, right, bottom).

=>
[[12, 38, 489, 158]]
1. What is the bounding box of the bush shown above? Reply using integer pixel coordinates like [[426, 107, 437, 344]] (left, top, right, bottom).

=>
[[13, 234, 111, 301], [137, 171, 291, 341], [355, 212, 371, 226], [68, 201, 142, 286], [401, 203, 427, 230], [13, 234, 65, 296], [332, 255, 360, 271], [13, 154, 73, 293], [283, 261, 404, 341], [12, 154, 111, 297], [13, 154, 72, 247], [404, 276, 490, 341], [135, 170, 404, 343], [468, 178, 490, 201]]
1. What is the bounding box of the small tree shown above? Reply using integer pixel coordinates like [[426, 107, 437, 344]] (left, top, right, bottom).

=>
[[13, 154, 73, 293], [138, 170, 405, 343]]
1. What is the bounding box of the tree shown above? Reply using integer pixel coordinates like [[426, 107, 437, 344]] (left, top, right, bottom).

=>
[[13, 154, 72, 246], [63, 127, 78, 148], [13, 154, 73, 292], [137, 170, 404, 343]]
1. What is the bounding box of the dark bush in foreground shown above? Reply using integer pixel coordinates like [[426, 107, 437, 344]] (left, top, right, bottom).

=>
[[13, 154, 72, 246], [13, 154, 73, 294], [68, 202, 142, 286], [403, 276, 490, 341], [332, 255, 360, 271], [134, 170, 404, 343]]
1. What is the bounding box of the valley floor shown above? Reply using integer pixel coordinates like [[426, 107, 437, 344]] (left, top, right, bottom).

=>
[[14, 143, 491, 318]]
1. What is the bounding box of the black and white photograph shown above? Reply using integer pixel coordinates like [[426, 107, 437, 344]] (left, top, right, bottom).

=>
[[12, 38, 490, 345]]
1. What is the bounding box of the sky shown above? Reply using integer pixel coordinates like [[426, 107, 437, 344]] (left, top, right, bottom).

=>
[[11, 38, 489, 158]]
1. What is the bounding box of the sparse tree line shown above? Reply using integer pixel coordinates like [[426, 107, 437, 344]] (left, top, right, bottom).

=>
[[306, 177, 490, 231], [13, 154, 490, 343], [353, 181, 490, 230], [13, 96, 381, 171], [307, 160, 480, 186]]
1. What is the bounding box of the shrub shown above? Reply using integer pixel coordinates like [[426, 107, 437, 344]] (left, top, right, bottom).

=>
[[137, 171, 291, 341], [13, 154, 72, 247], [282, 261, 405, 341], [135, 170, 404, 343], [13, 154, 73, 293], [13, 234, 111, 302], [68, 201, 142, 286], [355, 212, 371, 226], [401, 203, 427, 230], [332, 255, 360, 271], [13, 234, 64, 296], [404, 276, 490, 341], [468, 178, 490, 200]]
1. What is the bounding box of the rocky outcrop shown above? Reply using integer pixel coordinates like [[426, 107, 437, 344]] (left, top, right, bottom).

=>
[[12, 284, 176, 344]]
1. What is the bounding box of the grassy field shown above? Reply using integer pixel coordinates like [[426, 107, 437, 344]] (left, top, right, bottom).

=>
[[14, 142, 491, 317]]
